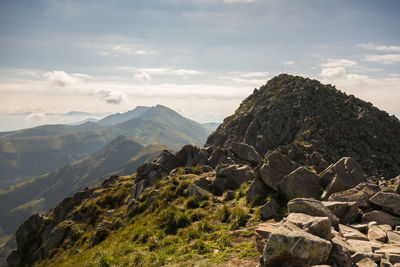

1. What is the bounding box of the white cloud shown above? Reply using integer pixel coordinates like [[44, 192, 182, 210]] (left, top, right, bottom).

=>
[[357, 43, 400, 52], [363, 54, 400, 65], [223, 0, 256, 3], [90, 89, 125, 104], [321, 59, 357, 68], [133, 72, 152, 84], [319, 67, 347, 80], [283, 61, 294, 66], [43, 70, 79, 87], [136, 68, 202, 76], [111, 45, 156, 55]]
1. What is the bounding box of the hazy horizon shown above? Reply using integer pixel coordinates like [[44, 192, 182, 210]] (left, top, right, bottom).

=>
[[1, 0, 399, 130]]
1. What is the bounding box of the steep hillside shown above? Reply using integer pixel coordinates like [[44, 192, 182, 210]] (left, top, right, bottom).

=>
[[206, 74, 400, 178], [0, 136, 170, 238], [0, 105, 211, 186]]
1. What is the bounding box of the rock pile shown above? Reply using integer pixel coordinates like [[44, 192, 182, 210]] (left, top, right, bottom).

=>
[[206, 74, 400, 178]]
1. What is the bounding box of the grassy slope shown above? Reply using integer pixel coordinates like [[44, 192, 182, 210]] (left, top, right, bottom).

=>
[[0, 137, 171, 235], [36, 172, 260, 267]]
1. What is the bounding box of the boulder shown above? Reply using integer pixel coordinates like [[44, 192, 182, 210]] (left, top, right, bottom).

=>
[[260, 199, 279, 220], [210, 177, 227, 196], [136, 162, 167, 185], [188, 184, 211, 198], [368, 224, 388, 243], [229, 142, 262, 166], [278, 167, 321, 200], [327, 238, 353, 267], [385, 231, 400, 245], [41, 221, 72, 256], [362, 210, 400, 227], [255, 222, 281, 254], [260, 151, 295, 191], [175, 145, 209, 167], [380, 258, 393, 267], [207, 147, 234, 167], [245, 178, 269, 203], [287, 198, 339, 227], [153, 150, 181, 171], [128, 179, 147, 202], [262, 222, 332, 266], [319, 157, 366, 198], [369, 192, 400, 216], [329, 182, 380, 208], [322, 201, 359, 224], [286, 213, 332, 240], [339, 224, 369, 241], [346, 239, 373, 254], [216, 164, 254, 189]]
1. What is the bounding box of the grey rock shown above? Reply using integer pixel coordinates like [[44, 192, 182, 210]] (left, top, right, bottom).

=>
[[288, 198, 339, 227], [175, 144, 208, 167], [210, 177, 227, 196], [369, 192, 400, 216], [229, 142, 262, 165], [278, 167, 321, 200], [329, 182, 380, 208], [260, 151, 294, 191], [245, 178, 269, 203], [216, 164, 254, 190], [362, 210, 400, 227], [328, 238, 353, 267], [322, 201, 360, 224], [320, 157, 366, 199], [262, 222, 332, 267], [260, 199, 279, 220], [286, 213, 332, 240]]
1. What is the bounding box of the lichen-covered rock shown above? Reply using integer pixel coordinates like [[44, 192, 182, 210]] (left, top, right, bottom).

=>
[[286, 213, 332, 240], [260, 199, 279, 220], [279, 167, 321, 200], [153, 149, 181, 171], [369, 192, 400, 216], [320, 157, 366, 199], [328, 182, 380, 207], [288, 198, 339, 227], [175, 144, 209, 167], [262, 222, 332, 266], [260, 151, 295, 191]]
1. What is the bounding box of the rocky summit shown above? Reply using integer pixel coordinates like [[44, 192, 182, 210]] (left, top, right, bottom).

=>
[[206, 74, 400, 178], [6, 75, 400, 267]]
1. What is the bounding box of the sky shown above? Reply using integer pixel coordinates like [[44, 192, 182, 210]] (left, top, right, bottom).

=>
[[0, 0, 399, 131]]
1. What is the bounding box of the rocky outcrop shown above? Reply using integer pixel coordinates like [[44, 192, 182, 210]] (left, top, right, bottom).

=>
[[260, 199, 279, 220], [206, 74, 400, 178]]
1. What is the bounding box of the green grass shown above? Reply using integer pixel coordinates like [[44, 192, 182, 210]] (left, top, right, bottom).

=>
[[34, 174, 259, 267]]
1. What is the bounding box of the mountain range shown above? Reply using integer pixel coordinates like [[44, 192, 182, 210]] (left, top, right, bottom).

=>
[[0, 105, 210, 188]]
